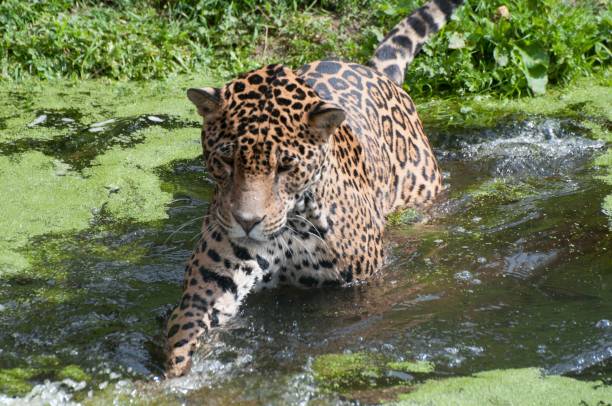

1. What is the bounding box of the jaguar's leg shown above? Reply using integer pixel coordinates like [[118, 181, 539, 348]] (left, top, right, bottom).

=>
[[164, 240, 264, 378]]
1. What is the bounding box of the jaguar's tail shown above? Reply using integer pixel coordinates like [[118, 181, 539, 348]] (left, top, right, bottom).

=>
[[368, 0, 464, 85]]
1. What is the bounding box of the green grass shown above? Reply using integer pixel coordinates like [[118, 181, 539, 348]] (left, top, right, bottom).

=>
[[1, 0, 609, 97]]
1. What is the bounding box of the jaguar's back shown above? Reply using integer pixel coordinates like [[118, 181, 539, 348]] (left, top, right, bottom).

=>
[[298, 60, 442, 214]]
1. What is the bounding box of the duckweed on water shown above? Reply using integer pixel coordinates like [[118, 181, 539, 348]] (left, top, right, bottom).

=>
[[0, 151, 98, 274], [313, 352, 382, 390], [387, 208, 423, 226], [312, 355, 612, 405], [0, 356, 90, 398], [0, 126, 200, 275], [0, 76, 214, 141], [312, 352, 436, 392], [468, 179, 536, 205], [0, 368, 36, 397], [0, 78, 215, 274], [58, 365, 90, 382], [385, 361, 435, 374], [1, 74, 611, 403], [418, 74, 612, 130], [391, 368, 612, 405], [421, 73, 612, 224]]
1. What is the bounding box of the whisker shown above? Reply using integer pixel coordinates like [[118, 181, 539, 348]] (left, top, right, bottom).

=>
[[215, 207, 232, 229], [282, 224, 318, 265], [165, 215, 206, 243], [275, 232, 292, 257], [288, 216, 328, 249], [292, 214, 324, 239]]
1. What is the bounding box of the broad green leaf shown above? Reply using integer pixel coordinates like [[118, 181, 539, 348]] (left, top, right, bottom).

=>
[[514, 43, 550, 95]]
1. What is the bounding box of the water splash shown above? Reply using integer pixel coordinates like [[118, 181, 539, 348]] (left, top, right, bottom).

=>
[[457, 118, 605, 177]]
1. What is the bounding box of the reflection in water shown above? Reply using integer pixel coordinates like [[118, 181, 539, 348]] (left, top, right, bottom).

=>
[[0, 117, 610, 404]]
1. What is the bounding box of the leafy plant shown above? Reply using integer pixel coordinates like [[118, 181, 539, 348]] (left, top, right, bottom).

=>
[[380, 0, 612, 96], [0, 0, 609, 97]]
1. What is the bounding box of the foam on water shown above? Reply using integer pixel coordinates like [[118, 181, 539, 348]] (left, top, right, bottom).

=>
[[0, 382, 77, 406], [452, 118, 605, 177]]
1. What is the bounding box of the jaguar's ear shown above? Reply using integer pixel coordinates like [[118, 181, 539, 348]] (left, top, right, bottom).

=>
[[187, 87, 222, 118], [308, 102, 346, 137]]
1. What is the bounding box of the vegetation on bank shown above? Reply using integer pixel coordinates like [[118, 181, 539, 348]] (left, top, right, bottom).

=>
[[1, 0, 610, 96]]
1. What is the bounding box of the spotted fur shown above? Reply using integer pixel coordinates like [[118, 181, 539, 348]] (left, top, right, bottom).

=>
[[369, 0, 464, 85], [164, 0, 461, 378]]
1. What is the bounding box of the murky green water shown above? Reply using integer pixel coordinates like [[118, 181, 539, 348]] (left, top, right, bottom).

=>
[[0, 90, 611, 404]]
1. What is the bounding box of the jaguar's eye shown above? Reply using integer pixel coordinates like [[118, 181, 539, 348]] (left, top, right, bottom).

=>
[[278, 156, 299, 173], [220, 155, 233, 166], [217, 144, 234, 166]]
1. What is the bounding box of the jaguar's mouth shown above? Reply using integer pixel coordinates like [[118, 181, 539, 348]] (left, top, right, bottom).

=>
[[232, 225, 288, 245], [233, 236, 264, 245], [212, 204, 292, 244]]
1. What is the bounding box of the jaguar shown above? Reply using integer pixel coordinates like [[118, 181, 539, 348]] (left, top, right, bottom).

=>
[[165, 0, 463, 377]]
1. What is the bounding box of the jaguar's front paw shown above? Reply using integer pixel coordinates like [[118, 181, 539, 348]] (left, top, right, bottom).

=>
[[164, 347, 194, 378], [164, 308, 201, 379]]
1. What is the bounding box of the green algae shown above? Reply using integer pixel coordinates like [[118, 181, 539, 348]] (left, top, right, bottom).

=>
[[33, 286, 81, 304], [312, 352, 382, 390], [0, 363, 90, 397], [0, 76, 209, 399], [390, 368, 612, 406], [1, 73, 611, 403], [0, 125, 200, 276], [84, 126, 201, 222], [419, 72, 612, 225], [0, 76, 217, 142], [310, 353, 612, 406], [0, 368, 36, 396], [387, 208, 422, 226], [32, 355, 61, 369], [386, 361, 435, 374], [58, 365, 91, 382], [312, 352, 437, 392], [468, 179, 537, 205], [418, 74, 612, 131], [0, 76, 214, 276], [0, 151, 99, 275]]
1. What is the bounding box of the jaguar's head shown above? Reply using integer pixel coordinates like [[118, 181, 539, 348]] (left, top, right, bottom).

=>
[[187, 64, 345, 244]]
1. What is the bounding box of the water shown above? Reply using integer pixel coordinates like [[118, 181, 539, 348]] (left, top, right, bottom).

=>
[[0, 114, 610, 404]]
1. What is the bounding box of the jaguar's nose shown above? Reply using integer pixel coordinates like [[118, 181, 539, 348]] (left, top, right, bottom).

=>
[[232, 211, 265, 234]]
